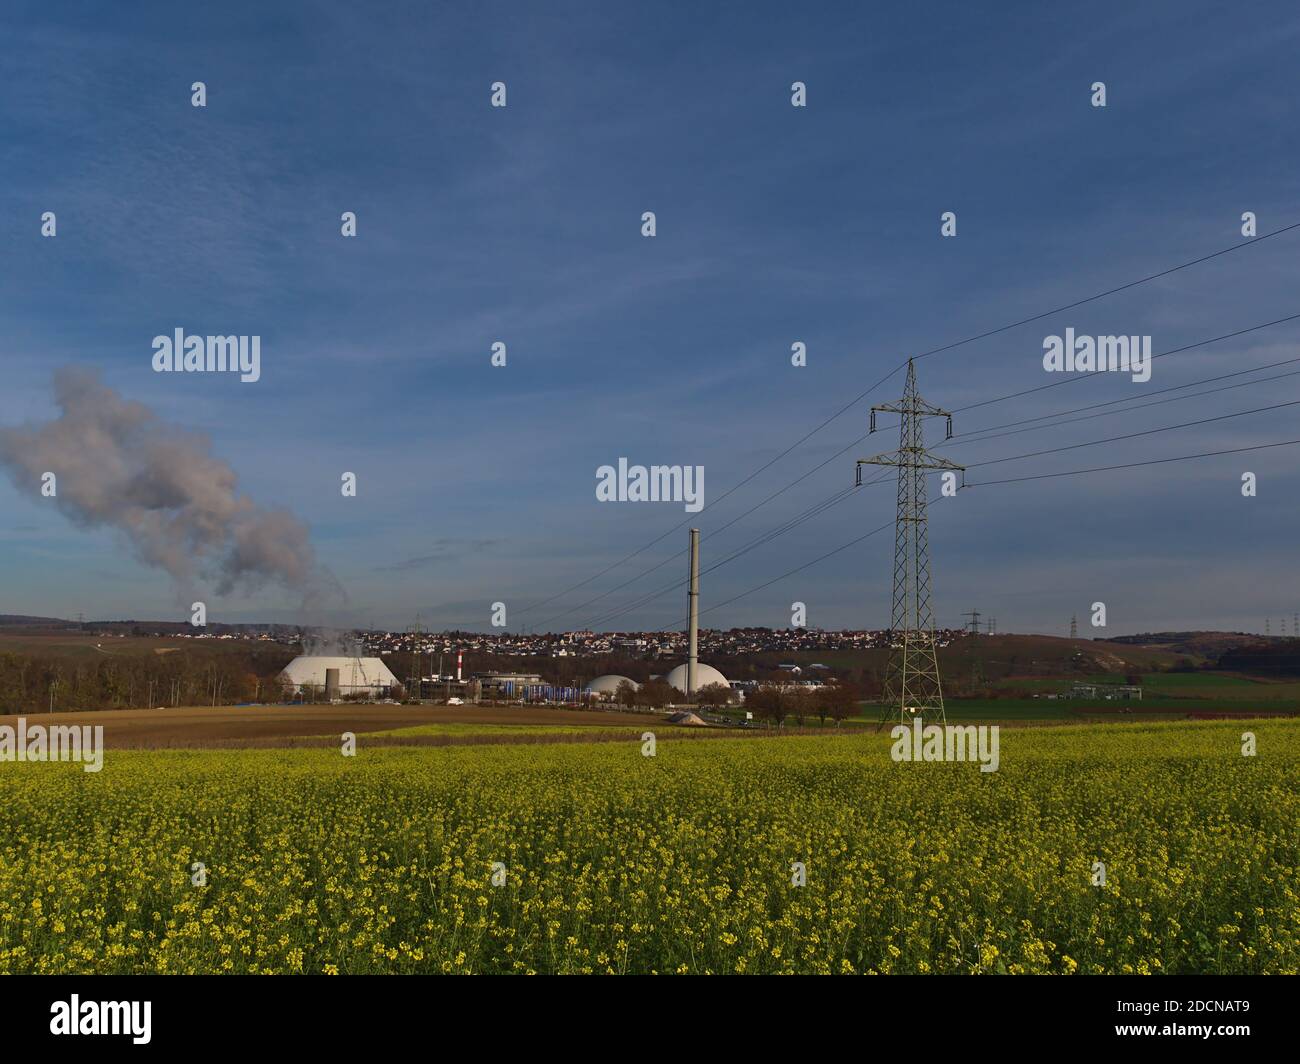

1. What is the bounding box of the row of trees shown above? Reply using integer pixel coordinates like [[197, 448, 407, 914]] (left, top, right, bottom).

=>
[[0, 647, 296, 714], [614, 678, 683, 709], [744, 682, 863, 726]]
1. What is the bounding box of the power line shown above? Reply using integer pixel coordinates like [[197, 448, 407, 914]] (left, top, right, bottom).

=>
[[583, 477, 890, 630], [964, 398, 1300, 471], [577, 387, 1300, 628], [951, 311, 1300, 414], [519, 367, 906, 618], [549, 310, 1300, 630], [521, 226, 1300, 618], [656, 435, 1300, 630], [525, 431, 883, 629], [965, 437, 1300, 487], [570, 380, 1300, 630], [593, 455, 987, 630], [911, 222, 1300, 366], [691, 517, 898, 625], [947, 359, 1300, 447]]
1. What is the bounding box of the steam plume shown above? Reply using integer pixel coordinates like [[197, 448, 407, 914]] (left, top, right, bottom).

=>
[[0, 368, 338, 605]]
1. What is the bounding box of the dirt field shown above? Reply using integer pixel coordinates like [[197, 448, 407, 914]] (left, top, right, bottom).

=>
[[0, 703, 665, 748], [0, 629, 287, 667]]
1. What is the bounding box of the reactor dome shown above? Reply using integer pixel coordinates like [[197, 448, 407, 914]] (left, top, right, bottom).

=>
[[279, 656, 399, 697], [585, 674, 639, 697], [664, 663, 730, 695]]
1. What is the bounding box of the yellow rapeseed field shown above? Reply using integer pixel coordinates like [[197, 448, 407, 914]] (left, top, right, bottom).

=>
[[0, 719, 1296, 974]]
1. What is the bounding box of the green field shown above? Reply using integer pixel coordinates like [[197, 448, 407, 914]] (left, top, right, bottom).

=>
[[1, 719, 1295, 974], [1140, 673, 1264, 688], [1009, 673, 1278, 693], [938, 697, 1253, 721], [849, 696, 1292, 723], [992, 673, 1300, 714]]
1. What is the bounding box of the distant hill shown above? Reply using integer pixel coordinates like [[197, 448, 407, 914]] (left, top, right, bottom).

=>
[[1102, 631, 1274, 660], [0, 615, 296, 637], [944, 633, 1184, 680], [724, 634, 1186, 685]]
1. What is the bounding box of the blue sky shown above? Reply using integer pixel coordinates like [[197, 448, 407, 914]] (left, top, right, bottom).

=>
[[2, 0, 1299, 635]]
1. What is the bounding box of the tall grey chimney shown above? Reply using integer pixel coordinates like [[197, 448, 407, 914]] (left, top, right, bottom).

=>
[[687, 527, 700, 700]]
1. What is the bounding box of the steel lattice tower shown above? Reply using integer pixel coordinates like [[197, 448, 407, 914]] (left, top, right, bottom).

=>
[[857, 359, 964, 726]]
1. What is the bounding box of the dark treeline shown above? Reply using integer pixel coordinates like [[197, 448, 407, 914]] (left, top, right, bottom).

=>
[[0, 646, 297, 714], [1216, 642, 1300, 676]]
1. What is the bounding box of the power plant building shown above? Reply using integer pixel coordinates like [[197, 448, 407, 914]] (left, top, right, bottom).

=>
[[664, 662, 729, 695], [279, 656, 399, 699], [585, 674, 639, 699]]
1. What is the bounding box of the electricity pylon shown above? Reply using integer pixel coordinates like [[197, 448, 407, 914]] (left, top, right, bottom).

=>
[[858, 358, 964, 727], [963, 609, 986, 689]]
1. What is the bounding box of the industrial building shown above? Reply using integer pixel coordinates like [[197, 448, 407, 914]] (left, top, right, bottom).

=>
[[1070, 682, 1143, 701], [279, 656, 400, 699], [664, 662, 729, 694], [473, 671, 543, 699]]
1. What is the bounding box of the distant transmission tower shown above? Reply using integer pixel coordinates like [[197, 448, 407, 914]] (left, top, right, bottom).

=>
[[1070, 614, 1078, 639], [858, 358, 964, 726], [963, 609, 985, 688], [987, 617, 996, 636], [407, 615, 424, 700]]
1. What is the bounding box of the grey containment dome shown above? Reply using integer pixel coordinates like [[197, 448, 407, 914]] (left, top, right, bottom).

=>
[[585, 674, 640, 696], [663, 663, 729, 694]]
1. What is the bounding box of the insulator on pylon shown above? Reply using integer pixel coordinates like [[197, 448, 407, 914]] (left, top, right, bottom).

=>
[[855, 463, 863, 487], [869, 409, 876, 434], [960, 469, 966, 489], [945, 416, 953, 439]]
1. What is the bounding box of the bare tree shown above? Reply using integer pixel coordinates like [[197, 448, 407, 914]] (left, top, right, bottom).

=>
[[747, 684, 790, 727]]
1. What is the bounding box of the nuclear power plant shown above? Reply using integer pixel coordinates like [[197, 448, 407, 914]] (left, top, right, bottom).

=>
[[279, 655, 400, 699]]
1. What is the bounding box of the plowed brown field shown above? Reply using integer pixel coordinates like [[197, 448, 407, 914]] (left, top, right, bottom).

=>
[[0, 703, 664, 748]]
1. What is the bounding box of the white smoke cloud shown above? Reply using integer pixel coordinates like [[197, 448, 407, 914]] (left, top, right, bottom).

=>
[[0, 368, 340, 606]]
